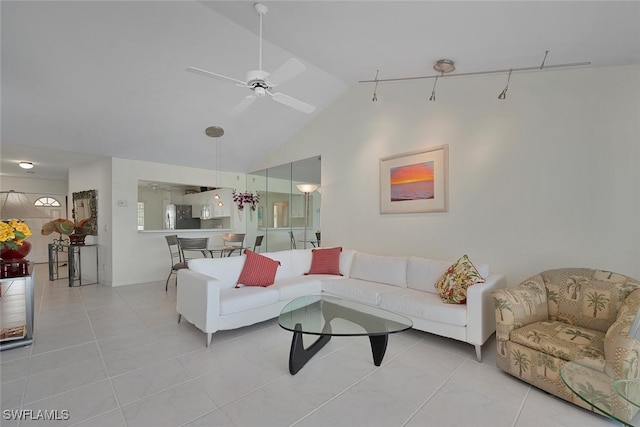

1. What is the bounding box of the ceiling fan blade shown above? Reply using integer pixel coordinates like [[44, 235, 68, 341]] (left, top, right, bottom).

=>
[[267, 58, 306, 86], [186, 67, 247, 87], [271, 92, 316, 114], [229, 95, 257, 116]]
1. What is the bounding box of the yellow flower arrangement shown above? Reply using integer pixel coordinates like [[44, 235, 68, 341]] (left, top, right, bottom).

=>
[[0, 220, 32, 250]]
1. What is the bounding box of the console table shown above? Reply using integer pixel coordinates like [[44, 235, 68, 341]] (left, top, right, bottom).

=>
[[48, 243, 99, 287], [0, 263, 34, 351]]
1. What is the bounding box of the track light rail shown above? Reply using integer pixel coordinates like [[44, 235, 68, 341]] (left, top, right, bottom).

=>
[[358, 61, 591, 84]]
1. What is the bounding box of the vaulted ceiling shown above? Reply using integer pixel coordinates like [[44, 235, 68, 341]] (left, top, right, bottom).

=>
[[2, 1, 638, 181]]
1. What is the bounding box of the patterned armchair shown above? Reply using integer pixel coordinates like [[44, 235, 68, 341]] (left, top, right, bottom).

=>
[[492, 268, 640, 423]]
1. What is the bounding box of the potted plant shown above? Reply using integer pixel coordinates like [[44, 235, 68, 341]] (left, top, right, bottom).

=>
[[41, 218, 93, 245], [0, 219, 33, 262]]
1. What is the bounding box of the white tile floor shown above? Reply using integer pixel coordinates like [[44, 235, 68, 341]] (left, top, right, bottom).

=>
[[0, 264, 619, 427]]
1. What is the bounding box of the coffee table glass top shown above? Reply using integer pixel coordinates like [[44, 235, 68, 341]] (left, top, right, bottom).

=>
[[560, 360, 640, 426], [278, 295, 412, 336], [613, 379, 640, 409]]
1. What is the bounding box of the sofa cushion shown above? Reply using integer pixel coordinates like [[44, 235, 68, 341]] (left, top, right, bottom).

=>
[[270, 276, 323, 301], [349, 252, 407, 288], [407, 257, 452, 294], [435, 255, 485, 304], [236, 249, 281, 287], [219, 287, 280, 315], [511, 320, 606, 362], [262, 250, 297, 281], [188, 256, 246, 290], [306, 247, 343, 276], [378, 288, 467, 326], [321, 278, 397, 306]]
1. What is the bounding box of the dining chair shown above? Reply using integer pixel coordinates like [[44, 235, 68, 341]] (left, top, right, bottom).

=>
[[178, 237, 210, 262], [253, 235, 264, 252], [221, 233, 245, 257], [164, 235, 187, 291], [289, 231, 296, 249]]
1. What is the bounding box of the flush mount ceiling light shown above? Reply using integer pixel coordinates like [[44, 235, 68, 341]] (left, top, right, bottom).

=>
[[19, 161, 34, 170], [359, 51, 590, 101]]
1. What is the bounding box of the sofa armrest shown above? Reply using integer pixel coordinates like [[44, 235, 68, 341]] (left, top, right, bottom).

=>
[[605, 288, 640, 378], [176, 269, 222, 334], [466, 274, 507, 345]]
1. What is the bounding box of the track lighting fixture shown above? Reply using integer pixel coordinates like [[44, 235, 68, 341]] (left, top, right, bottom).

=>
[[498, 69, 512, 100], [429, 73, 443, 101], [359, 51, 590, 103], [372, 69, 379, 102]]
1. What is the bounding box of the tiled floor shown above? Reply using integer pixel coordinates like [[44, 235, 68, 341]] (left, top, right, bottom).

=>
[[0, 264, 619, 427]]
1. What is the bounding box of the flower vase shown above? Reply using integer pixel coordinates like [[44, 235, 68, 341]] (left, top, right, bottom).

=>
[[0, 241, 32, 263], [1, 241, 31, 277]]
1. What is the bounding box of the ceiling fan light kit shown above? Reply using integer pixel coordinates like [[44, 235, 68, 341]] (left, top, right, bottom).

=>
[[363, 52, 590, 102], [187, 3, 316, 115]]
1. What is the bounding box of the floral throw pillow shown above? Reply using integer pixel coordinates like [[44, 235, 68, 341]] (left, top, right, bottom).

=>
[[435, 255, 485, 304]]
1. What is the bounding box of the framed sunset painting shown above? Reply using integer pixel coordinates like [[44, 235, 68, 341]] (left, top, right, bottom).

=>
[[380, 145, 448, 214]]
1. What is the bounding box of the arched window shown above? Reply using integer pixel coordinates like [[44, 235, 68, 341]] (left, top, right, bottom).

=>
[[34, 197, 61, 207]]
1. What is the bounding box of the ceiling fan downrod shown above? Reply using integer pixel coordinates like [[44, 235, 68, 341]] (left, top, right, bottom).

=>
[[255, 3, 268, 72]]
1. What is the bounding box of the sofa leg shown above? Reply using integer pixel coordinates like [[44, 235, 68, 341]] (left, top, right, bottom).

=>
[[475, 345, 482, 362], [206, 333, 212, 348], [177, 314, 182, 323]]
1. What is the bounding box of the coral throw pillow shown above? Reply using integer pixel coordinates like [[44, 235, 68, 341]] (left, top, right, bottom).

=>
[[306, 247, 343, 276], [435, 255, 485, 304], [236, 249, 281, 287]]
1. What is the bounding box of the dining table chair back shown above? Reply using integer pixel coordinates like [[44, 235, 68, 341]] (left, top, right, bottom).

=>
[[178, 237, 209, 261], [315, 231, 321, 247], [221, 233, 245, 257], [253, 235, 264, 252], [165, 235, 187, 291], [289, 231, 297, 249]]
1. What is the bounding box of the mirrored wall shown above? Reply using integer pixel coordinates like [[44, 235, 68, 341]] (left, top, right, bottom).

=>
[[247, 156, 321, 252]]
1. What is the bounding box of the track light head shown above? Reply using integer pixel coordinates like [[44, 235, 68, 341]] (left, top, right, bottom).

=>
[[498, 69, 513, 101], [429, 92, 436, 101]]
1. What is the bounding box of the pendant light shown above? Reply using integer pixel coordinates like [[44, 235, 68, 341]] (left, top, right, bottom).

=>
[[205, 126, 225, 207]]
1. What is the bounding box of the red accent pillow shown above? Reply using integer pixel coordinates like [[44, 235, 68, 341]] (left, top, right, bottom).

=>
[[236, 249, 281, 287], [305, 247, 343, 276]]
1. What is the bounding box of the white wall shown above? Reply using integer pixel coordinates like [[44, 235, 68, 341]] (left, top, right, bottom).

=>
[[69, 158, 112, 283], [261, 65, 640, 285]]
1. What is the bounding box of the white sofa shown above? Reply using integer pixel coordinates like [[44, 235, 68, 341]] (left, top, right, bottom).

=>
[[176, 249, 506, 361]]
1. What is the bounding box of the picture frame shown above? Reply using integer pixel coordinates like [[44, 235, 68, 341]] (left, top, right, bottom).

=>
[[380, 144, 448, 214]]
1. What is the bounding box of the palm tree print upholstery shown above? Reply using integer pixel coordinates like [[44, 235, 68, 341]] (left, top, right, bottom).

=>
[[492, 268, 640, 423]]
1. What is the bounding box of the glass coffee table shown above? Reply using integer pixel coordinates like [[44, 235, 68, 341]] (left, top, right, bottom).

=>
[[560, 360, 640, 426], [278, 295, 412, 375]]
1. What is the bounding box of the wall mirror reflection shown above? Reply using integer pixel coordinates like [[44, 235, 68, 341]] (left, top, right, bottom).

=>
[[72, 190, 98, 235], [137, 181, 233, 231], [248, 156, 321, 252]]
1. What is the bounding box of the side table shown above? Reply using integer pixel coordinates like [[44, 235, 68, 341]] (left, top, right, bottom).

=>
[[48, 243, 99, 287], [0, 263, 34, 351]]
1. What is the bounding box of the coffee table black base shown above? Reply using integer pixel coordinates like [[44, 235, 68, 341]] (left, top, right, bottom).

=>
[[289, 323, 331, 375], [288, 323, 389, 375]]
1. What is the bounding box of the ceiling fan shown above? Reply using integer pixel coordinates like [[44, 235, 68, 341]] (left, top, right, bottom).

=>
[[187, 3, 316, 116]]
